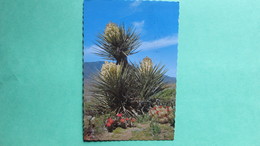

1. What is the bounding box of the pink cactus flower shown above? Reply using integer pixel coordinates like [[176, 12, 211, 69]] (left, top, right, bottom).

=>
[[116, 113, 123, 117]]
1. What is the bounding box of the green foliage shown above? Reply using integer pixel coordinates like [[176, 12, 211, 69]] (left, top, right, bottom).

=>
[[137, 114, 151, 123], [84, 114, 109, 136], [84, 101, 100, 115], [92, 117, 105, 134], [112, 127, 125, 134], [150, 121, 161, 137], [152, 88, 176, 106], [130, 123, 174, 140], [159, 124, 174, 140], [130, 128, 153, 140], [152, 87, 175, 100]]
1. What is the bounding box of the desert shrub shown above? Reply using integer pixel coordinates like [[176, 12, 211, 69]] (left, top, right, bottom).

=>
[[84, 101, 103, 115], [150, 121, 161, 136], [137, 114, 151, 123], [92, 117, 104, 134], [84, 113, 111, 138], [151, 88, 176, 106], [130, 121, 174, 140], [159, 124, 174, 140], [112, 127, 125, 134], [130, 128, 153, 140], [153, 88, 175, 100]]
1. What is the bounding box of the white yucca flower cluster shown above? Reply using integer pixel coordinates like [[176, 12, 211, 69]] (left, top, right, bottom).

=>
[[100, 61, 122, 78], [104, 23, 120, 38], [140, 57, 153, 72]]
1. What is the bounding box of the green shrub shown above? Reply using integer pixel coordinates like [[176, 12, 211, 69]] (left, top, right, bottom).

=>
[[112, 127, 124, 134], [130, 129, 153, 140], [137, 114, 150, 123], [84, 114, 111, 136], [150, 121, 161, 136], [152, 88, 175, 101]]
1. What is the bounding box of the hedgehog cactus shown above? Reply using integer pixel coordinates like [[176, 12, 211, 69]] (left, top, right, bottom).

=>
[[105, 113, 137, 132], [148, 105, 174, 124]]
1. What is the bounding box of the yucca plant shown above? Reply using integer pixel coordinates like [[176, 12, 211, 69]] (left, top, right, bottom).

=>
[[135, 57, 167, 113], [136, 57, 167, 100], [90, 62, 139, 117], [94, 23, 141, 66]]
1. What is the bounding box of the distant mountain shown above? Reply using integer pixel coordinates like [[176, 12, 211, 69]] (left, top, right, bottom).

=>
[[83, 61, 176, 84], [83, 61, 104, 79], [164, 75, 176, 84]]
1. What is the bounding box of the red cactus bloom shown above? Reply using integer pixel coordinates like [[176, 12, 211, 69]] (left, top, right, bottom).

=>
[[153, 107, 157, 110], [120, 118, 125, 123], [107, 118, 114, 124], [125, 118, 129, 121], [116, 113, 123, 117], [131, 118, 136, 122], [166, 106, 170, 109], [159, 105, 163, 108], [106, 123, 111, 127], [156, 111, 159, 114]]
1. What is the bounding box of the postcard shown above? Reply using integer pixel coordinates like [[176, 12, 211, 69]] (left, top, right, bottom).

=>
[[83, 0, 179, 141]]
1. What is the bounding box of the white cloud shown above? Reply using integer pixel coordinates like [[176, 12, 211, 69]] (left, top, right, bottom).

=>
[[130, 1, 142, 8], [139, 35, 178, 51], [84, 45, 96, 54], [132, 20, 145, 33]]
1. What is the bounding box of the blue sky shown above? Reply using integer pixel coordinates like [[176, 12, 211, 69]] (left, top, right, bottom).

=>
[[84, 0, 179, 77]]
